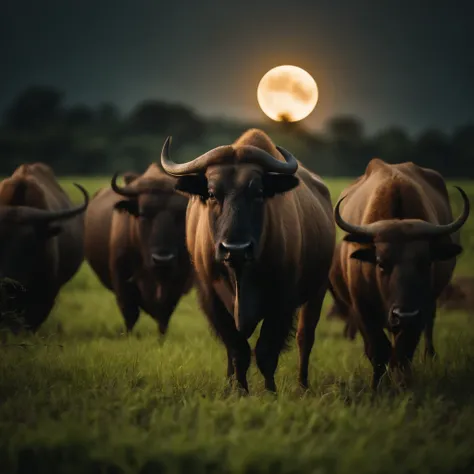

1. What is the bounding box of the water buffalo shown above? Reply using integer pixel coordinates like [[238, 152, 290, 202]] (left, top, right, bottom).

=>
[[330, 158, 469, 389], [84, 164, 193, 335], [159, 128, 336, 393], [0, 163, 89, 331]]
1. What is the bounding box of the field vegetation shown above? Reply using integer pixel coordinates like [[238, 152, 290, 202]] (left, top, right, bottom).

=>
[[1, 178, 474, 474]]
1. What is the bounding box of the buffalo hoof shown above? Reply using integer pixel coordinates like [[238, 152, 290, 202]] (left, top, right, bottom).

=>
[[371, 370, 389, 393], [158, 323, 169, 336], [264, 379, 277, 394], [299, 384, 311, 394], [235, 386, 250, 397], [264, 389, 277, 397]]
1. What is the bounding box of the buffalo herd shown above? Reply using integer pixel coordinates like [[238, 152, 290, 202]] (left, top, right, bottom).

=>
[[0, 129, 471, 393]]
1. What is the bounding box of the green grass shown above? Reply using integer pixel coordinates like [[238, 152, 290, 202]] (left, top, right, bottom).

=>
[[1, 177, 474, 474]]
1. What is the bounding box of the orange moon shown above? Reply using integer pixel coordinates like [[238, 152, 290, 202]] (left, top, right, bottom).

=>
[[257, 65, 319, 122]]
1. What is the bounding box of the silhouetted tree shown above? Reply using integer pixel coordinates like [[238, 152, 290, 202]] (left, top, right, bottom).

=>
[[414, 129, 451, 174], [372, 126, 413, 163], [451, 124, 474, 177], [3, 85, 64, 131], [325, 115, 369, 175], [127, 100, 205, 144], [128, 100, 169, 134], [95, 103, 120, 131], [0, 83, 473, 178], [64, 105, 95, 128], [325, 115, 364, 144]]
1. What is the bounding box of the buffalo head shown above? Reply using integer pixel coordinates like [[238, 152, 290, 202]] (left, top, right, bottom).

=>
[[0, 183, 89, 287], [334, 187, 469, 329], [111, 169, 188, 277], [159, 136, 299, 269]]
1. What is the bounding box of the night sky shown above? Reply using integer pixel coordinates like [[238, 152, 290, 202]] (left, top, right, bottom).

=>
[[2, 0, 473, 133]]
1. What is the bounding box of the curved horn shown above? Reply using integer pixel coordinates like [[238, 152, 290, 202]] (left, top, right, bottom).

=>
[[334, 186, 470, 240], [334, 195, 376, 237], [19, 183, 90, 224], [111, 171, 140, 198], [236, 145, 298, 174], [160, 136, 233, 176], [406, 186, 470, 238]]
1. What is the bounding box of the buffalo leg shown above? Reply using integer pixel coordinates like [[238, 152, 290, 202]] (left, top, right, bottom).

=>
[[119, 296, 140, 332], [344, 318, 358, 340], [423, 314, 436, 360], [328, 287, 357, 341], [26, 296, 56, 333], [296, 286, 326, 389], [255, 309, 294, 393], [113, 278, 140, 333], [226, 348, 235, 379], [197, 285, 251, 392], [358, 317, 392, 390], [392, 326, 424, 387], [154, 292, 182, 336]]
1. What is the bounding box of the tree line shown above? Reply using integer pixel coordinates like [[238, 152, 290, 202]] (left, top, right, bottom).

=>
[[1, 85, 473, 178]]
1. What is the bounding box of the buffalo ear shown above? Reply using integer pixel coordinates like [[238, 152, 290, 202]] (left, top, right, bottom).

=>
[[114, 199, 139, 217], [175, 175, 208, 198], [263, 174, 300, 197], [343, 233, 375, 244], [430, 242, 463, 261], [350, 246, 377, 264], [123, 172, 139, 185]]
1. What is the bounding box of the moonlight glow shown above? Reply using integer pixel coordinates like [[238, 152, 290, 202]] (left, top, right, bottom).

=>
[[257, 65, 319, 122]]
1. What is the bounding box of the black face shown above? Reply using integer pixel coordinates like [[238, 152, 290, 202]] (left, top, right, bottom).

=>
[[175, 164, 299, 267], [346, 233, 462, 328], [0, 211, 62, 287], [114, 192, 188, 275]]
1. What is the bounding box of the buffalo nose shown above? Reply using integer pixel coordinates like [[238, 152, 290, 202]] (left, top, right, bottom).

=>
[[151, 252, 176, 266], [392, 307, 420, 318], [389, 306, 420, 327], [217, 240, 254, 264]]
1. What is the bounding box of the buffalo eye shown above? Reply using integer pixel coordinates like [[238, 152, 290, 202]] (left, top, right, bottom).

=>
[[207, 191, 218, 203], [137, 208, 153, 219], [207, 189, 222, 203], [376, 258, 392, 273]]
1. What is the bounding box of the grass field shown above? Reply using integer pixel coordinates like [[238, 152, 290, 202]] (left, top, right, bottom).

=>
[[1, 177, 474, 474]]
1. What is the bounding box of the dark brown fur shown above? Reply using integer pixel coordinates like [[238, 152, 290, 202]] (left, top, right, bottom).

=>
[[0, 163, 86, 331], [176, 129, 336, 393], [330, 158, 466, 389], [84, 164, 193, 335]]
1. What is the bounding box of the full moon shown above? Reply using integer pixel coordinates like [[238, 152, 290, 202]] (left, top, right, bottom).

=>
[[257, 65, 319, 122]]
